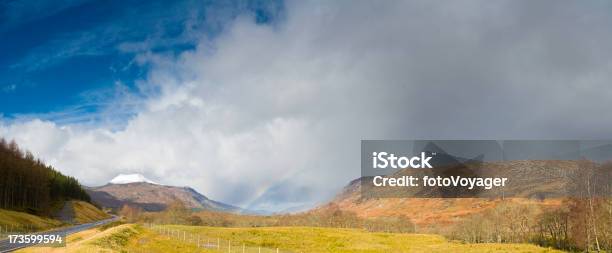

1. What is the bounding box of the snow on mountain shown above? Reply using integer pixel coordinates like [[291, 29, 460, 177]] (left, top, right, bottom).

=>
[[90, 174, 249, 213], [109, 173, 158, 185]]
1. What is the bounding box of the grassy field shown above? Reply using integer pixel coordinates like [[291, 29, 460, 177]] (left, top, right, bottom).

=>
[[16, 223, 567, 253], [0, 209, 62, 232], [156, 225, 566, 253]]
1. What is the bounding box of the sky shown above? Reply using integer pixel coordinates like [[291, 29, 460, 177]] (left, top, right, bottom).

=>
[[1, 0, 612, 212]]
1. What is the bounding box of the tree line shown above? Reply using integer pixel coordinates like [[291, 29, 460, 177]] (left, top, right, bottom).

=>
[[0, 137, 90, 214], [128, 201, 415, 234], [447, 161, 611, 252]]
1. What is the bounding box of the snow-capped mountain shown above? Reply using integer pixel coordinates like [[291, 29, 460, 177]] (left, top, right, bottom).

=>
[[88, 173, 251, 214], [109, 173, 159, 185]]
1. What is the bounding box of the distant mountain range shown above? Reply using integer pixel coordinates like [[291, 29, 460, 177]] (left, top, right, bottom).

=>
[[88, 158, 609, 222], [86, 174, 246, 213]]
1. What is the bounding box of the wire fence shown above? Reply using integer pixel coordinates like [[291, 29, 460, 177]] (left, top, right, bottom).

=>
[[143, 223, 294, 253], [0, 224, 39, 239]]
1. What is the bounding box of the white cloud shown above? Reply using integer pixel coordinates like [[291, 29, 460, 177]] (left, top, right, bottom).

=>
[[2, 0, 612, 211]]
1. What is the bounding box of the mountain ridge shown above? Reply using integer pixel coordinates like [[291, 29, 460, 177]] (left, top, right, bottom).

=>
[[86, 181, 248, 214], [314, 159, 602, 227]]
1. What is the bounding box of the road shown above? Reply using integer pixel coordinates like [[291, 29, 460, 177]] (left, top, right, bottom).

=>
[[0, 216, 119, 252]]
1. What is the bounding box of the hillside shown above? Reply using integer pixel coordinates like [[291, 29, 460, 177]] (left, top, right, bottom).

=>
[[316, 160, 594, 227], [0, 138, 110, 233], [0, 208, 63, 232], [72, 201, 110, 224], [55, 200, 110, 224], [0, 201, 109, 234], [0, 138, 90, 214], [87, 181, 243, 213]]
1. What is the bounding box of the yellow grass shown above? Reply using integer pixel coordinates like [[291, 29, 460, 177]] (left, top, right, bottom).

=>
[[17, 223, 132, 253], [17, 224, 201, 253], [148, 225, 567, 253], [17, 224, 568, 253], [0, 209, 62, 231], [70, 201, 110, 224], [0, 201, 107, 234]]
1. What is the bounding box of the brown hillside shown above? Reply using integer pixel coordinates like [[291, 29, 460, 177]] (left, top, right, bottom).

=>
[[87, 182, 242, 213], [315, 160, 602, 227]]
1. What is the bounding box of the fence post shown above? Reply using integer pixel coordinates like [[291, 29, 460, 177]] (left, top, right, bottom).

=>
[[243, 244, 245, 253], [229, 240, 231, 253], [218, 238, 220, 249]]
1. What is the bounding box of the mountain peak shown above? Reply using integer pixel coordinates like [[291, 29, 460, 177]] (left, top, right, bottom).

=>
[[89, 177, 249, 213], [109, 173, 158, 185]]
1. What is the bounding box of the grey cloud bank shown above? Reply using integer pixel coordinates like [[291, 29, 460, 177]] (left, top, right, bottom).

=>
[[2, 0, 612, 211]]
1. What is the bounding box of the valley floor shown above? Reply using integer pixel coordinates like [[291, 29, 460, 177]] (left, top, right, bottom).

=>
[[18, 224, 566, 253]]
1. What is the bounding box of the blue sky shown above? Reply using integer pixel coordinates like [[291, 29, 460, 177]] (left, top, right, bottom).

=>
[[0, 0, 282, 124]]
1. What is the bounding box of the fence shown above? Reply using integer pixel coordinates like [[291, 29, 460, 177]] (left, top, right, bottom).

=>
[[143, 223, 294, 253], [0, 224, 38, 239]]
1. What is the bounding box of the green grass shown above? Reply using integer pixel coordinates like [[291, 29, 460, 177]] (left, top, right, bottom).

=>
[[150, 225, 566, 253], [0, 208, 62, 232]]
